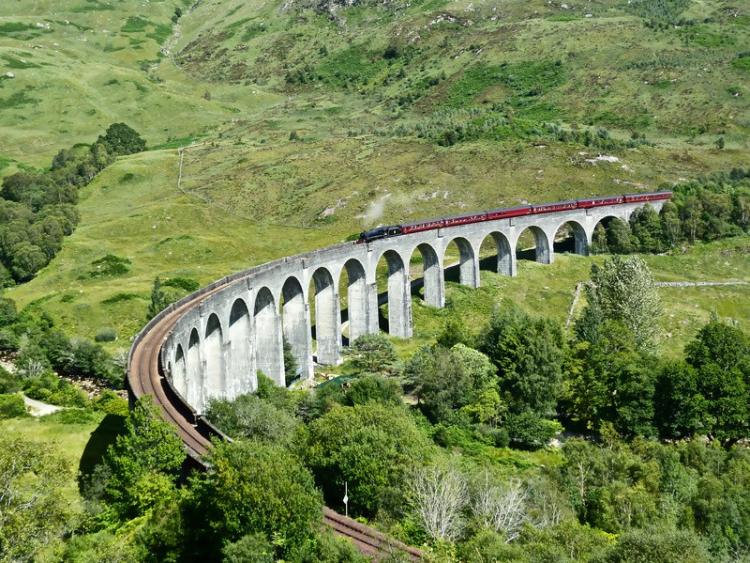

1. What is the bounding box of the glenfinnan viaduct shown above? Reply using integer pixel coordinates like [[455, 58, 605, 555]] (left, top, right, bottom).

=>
[[140, 197, 666, 415]]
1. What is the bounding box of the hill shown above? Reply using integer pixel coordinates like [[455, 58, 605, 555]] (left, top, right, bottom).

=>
[[1, 0, 749, 347]]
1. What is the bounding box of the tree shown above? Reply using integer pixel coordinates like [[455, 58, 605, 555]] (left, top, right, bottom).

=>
[[437, 316, 471, 348], [567, 321, 656, 437], [681, 321, 750, 445], [97, 123, 146, 156], [304, 403, 432, 515], [344, 375, 402, 407], [204, 393, 299, 445], [283, 336, 299, 386], [0, 436, 73, 561], [147, 276, 170, 320], [473, 473, 528, 542], [185, 441, 322, 560], [591, 223, 609, 254], [406, 344, 496, 424], [479, 303, 565, 417], [606, 218, 633, 254], [659, 201, 682, 247], [629, 205, 663, 253], [347, 333, 399, 376], [654, 361, 705, 439], [408, 463, 468, 542], [582, 256, 661, 352], [100, 396, 185, 518], [605, 528, 710, 563]]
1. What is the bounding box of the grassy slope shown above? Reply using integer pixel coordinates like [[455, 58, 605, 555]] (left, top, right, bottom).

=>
[[2, 0, 749, 352]]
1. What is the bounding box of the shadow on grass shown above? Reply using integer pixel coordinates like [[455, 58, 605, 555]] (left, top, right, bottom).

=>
[[77, 413, 126, 495]]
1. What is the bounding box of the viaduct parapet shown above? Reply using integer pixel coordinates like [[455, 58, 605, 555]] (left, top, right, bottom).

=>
[[140, 198, 665, 415]]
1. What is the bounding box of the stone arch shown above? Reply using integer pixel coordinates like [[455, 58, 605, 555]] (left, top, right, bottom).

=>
[[444, 236, 479, 287], [311, 267, 340, 365], [254, 287, 284, 386], [515, 226, 551, 264], [410, 243, 443, 308], [553, 220, 588, 256], [186, 328, 203, 411], [228, 299, 253, 395], [281, 276, 310, 381], [173, 344, 187, 398], [376, 249, 412, 338], [341, 259, 368, 344], [478, 231, 515, 277], [204, 313, 225, 402]]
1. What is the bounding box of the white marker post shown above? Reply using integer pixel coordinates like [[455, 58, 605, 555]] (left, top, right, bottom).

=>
[[343, 481, 349, 518]]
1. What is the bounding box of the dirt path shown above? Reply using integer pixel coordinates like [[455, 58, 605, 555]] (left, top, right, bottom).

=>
[[23, 395, 63, 417]]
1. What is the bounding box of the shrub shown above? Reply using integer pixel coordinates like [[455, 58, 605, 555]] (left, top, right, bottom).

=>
[[0, 365, 20, 393], [95, 327, 117, 342], [0, 393, 26, 419]]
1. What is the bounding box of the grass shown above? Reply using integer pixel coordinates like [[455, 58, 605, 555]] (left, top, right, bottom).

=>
[[1, 0, 748, 351], [0, 410, 120, 506]]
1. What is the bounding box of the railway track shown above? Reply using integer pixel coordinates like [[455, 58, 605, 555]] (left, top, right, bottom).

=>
[[127, 280, 421, 561]]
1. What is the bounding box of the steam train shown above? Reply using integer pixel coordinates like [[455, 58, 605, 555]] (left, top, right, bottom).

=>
[[357, 191, 672, 243]]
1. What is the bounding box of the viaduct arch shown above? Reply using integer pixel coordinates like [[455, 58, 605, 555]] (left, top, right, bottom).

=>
[[131, 197, 665, 415]]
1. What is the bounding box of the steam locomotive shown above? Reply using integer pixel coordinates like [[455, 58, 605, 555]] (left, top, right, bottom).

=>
[[357, 191, 672, 243]]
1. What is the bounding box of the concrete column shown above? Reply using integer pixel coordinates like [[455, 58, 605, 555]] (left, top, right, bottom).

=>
[[282, 278, 313, 381], [534, 228, 552, 264], [204, 314, 224, 403], [228, 298, 253, 397], [312, 269, 341, 365], [186, 328, 202, 412], [254, 287, 284, 387], [385, 250, 412, 338], [366, 281, 380, 335], [496, 233, 516, 277], [419, 243, 444, 308], [344, 260, 369, 344]]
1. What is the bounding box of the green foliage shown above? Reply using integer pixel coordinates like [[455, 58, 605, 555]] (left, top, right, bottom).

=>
[[146, 276, 169, 320], [444, 60, 565, 109], [283, 336, 299, 386], [406, 343, 496, 425], [581, 256, 661, 352], [185, 441, 322, 560], [162, 276, 199, 292], [347, 333, 399, 376], [566, 321, 657, 437], [22, 372, 89, 407], [625, 0, 692, 25], [94, 327, 117, 342], [96, 123, 147, 156], [0, 435, 73, 561], [89, 254, 131, 278], [480, 302, 565, 417], [655, 321, 750, 445], [205, 393, 300, 445], [222, 532, 274, 563], [99, 396, 185, 519], [0, 297, 17, 326], [605, 527, 710, 563], [344, 374, 402, 407], [0, 365, 20, 394], [436, 315, 472, 348], [304, 403, 432, 515], [0, 393, 26, 419]]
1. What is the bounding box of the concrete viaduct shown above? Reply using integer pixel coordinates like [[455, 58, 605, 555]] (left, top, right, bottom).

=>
[[156, 199, 663, 414]]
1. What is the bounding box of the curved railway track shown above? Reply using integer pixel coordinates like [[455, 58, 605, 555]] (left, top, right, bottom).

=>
[[127, 279, 422, 560]]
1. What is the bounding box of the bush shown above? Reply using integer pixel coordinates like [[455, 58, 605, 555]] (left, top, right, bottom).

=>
[[0, 365, 20, 393], [95, 327, 117, 342], [97, 123, 146, 156], [204, 393, 299, 445], [0, 393, 26, 419], [22, 372, 88, 407]]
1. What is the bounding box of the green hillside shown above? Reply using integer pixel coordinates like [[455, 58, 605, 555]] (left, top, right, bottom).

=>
[[2, 0, 749, 342]]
